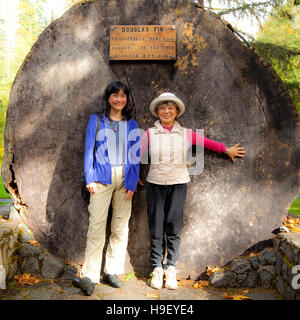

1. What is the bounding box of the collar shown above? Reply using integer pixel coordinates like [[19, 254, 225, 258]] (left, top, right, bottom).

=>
[[154, 120, 182, 133]]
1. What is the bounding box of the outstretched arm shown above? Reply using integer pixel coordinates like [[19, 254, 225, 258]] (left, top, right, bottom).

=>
[[187, 129, 245, 163]]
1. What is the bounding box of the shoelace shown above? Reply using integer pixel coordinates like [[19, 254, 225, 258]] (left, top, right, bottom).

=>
[[153, 268, 163, 279]]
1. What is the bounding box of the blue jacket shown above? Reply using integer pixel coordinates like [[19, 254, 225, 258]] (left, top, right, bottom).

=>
[[84, 113, 140, 192]]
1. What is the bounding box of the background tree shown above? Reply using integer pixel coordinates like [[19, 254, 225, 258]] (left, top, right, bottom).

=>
[[202, 0, 299, 114], [0, 15, 7, 166], [202, 0, 288, 39], [12, 0, 48, 75], [0, 0, 80, 168], [253, 1, 300, 114]]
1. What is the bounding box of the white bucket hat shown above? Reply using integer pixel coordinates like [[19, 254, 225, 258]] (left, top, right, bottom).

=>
[[149, 92, 185, 118]]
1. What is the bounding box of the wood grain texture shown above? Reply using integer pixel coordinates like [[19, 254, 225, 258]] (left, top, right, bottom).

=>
[[2, 0, 299, 279]]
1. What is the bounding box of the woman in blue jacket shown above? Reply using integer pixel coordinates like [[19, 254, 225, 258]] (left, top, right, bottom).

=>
[[73, 81, 140, 295]]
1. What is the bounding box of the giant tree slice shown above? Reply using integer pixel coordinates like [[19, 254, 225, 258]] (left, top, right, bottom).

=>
[[2, 0, 299, 279]]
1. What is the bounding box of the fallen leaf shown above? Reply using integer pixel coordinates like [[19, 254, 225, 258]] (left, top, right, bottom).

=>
[[206, 266, 224, 276], [56, 288, 66, 293], [199, 280, 209, 287], [286, 218, 296, 224], [249, 252, 259, 257], [194, 280, 209, 289], [285, 223, 295, 228], [177, 279, 194, 287], [222, 293, 251, 300], [28, 240, 38, 247], [290, 227, 300, 232], [285, 217, 300, 227], [14, 273, 41, 286]]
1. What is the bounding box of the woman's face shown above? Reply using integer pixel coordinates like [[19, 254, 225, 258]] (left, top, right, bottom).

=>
[[108, 89, 127, 113], [157, 102, 179, 126]]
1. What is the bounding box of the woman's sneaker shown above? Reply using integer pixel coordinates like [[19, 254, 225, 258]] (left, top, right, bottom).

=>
[[150, 267, 164, 289], [165, 266, 178, 290]]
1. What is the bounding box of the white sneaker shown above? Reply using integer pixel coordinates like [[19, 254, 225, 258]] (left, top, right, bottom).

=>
[[165, 266, 178, 290], [150, 267, 164, 290]]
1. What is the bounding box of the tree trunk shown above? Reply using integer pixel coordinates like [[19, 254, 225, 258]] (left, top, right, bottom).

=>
[[2, 0, 299, 279]]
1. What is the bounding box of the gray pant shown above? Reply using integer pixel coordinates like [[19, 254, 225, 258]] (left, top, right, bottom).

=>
[[146, 182, 187, 268]]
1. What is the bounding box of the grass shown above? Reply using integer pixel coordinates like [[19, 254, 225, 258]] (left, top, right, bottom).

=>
[[289, 197, 300, 216], [0, 173, 10, 199]]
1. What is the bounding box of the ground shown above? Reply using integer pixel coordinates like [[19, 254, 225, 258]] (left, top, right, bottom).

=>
[[0, 274, 282, 301]]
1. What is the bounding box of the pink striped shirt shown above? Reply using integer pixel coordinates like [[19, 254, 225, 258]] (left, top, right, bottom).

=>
[[141, 124, 226, 156]]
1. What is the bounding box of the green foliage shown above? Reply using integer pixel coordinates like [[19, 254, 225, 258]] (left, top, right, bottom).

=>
[[253, 1, 300, 115], [0, 175, 10, 198], [0, 0, 83, 195], [205, 0, 288, 22], [289, 198, 300, 215], [123, 270, 136, 281], [12, 0, 48, 75]]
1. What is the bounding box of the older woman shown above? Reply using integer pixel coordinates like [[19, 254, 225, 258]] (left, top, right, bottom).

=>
[[140, 92, 245, 290]]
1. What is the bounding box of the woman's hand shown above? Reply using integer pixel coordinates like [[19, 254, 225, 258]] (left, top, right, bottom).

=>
[[134, 178, 145, 192], [226, 144, 245, 163], [124, 189, 134, 201], [86, 182, 97, 193]]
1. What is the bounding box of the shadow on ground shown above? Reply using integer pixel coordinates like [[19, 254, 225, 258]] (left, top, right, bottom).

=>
[[0, 275, 282, 301]]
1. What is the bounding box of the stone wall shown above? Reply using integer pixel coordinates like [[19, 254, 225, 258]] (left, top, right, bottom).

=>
[[273, 229, 300, 300], [208, 228, 300, 300], [1, 202, 300, 299], [208, 244, 276, 290], [0, 205, 78, 289], [0, 215, 19, 288]]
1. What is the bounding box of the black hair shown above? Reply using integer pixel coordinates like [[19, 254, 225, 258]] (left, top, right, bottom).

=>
[[100, 81, 132, 121]]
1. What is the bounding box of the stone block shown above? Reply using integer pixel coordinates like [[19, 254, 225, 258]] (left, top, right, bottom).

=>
[[209, 270, 236, 288], [7, 259, 18, 279], [41, 254, 65, 279], [275, 275, 285, 298], [236, 274, 247, 287], [231, 258, 251, 274], [19, 243, 43, 258], [286, 247, 299, 265], [280, 242, 289, 257], [275, 250, 283, 275], [277, 263, 299, 300], [0, 220, 19, 282], [61, 265, 78, 280], [258, 248, 275, 265], [259, 265, 275, 275], [20, 257, 40, 275], [18, 223, 34, 243], [245, 271, 258, 288], [281, 259, 293, 284], [259, 270, 272, 289], [8, 206, 19, 221], [249, 256, 259, 270], [272, 237, 281, 248]]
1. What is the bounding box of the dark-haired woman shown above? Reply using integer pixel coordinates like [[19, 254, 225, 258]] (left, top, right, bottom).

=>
[[73, 81, 140, 295]]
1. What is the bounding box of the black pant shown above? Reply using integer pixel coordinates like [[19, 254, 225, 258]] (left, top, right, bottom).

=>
[[146, 182, 187, 268]]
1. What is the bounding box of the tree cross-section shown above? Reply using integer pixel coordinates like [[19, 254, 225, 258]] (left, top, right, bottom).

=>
[[2, 0, 299, 279]]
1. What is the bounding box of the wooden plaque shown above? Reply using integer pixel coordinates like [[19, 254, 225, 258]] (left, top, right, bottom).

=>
[[109, 25, 176, 60]]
